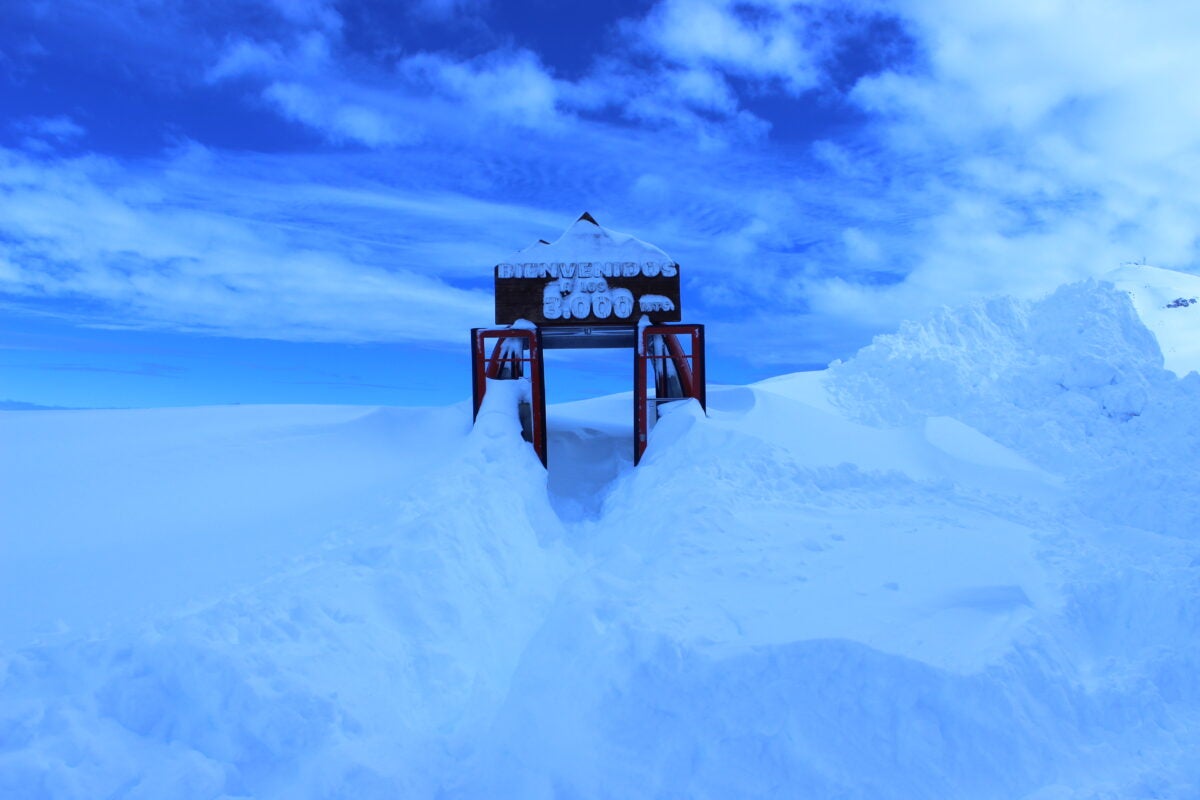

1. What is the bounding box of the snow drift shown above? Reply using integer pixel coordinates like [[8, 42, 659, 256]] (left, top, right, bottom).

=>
[[3, 280, 1200, 798], [827, 280, 1200, 538]]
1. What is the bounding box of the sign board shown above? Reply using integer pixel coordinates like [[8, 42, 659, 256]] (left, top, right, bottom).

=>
[[494, 261, 681, 326]]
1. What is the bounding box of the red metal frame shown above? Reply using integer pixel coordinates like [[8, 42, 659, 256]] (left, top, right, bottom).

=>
[[471, 327, 547, 466], [634, 324, 706, 464], [471, 322, 705, 467]]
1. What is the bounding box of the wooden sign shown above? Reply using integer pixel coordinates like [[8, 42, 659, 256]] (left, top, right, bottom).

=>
[[494, 260, 682, 326]]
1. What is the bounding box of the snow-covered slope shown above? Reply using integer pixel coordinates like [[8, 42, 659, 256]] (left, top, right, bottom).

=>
[[1105, 263, 1200, 375], [0, 403, 471, 646], [3, 281, 1200, 798]]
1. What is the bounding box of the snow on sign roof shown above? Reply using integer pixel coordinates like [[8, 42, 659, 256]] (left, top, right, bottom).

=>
[[510, 212, 675, 267], [494, 213, 682, 326]]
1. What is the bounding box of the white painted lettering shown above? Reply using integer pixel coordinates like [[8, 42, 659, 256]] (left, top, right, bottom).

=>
[[639, 294, 675, 312], [569, 292, 591, 319], [613, 288, 634, 318], [592, 292, 613, 319], [543, 285, 562, 319]]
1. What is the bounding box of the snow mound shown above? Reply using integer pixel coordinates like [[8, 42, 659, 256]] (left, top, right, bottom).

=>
[[0, 388, 567, 797], [827, 280, 1200, 538], [469, 389, 1200, 798], [0, 403, 468, 646]]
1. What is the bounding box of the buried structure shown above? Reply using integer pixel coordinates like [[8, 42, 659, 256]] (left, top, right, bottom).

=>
[[471, 212, 706, 466]]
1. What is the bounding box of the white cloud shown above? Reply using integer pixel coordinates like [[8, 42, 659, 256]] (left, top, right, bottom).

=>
[[267, 0, 343, 31], [207, 32, 421, 147], [13, 115, 87, 153], [791, 0, 1200, 336], [841, 227, 881, 263], [0, 148, 492, 343], [16, 115, 86, 141], [207, 38, 287, 82], [561, 58, 771, 144], [399, 50, 564, 128], [207, 32, 333, 82], [201, 1, 849, 148], [633, 0, 824, 94], [16, 0, 1200, 375], [410, 0, 488, 21], [200, 1, 839, 147], [208, 35, 570, 146], [263, 81, 413, 147]]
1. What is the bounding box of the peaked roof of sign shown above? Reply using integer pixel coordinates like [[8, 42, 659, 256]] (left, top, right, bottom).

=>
[[510, 212, 675, 265]]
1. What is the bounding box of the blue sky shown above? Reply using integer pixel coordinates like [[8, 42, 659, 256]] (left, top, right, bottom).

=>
[[2, 0, 1199, 408]]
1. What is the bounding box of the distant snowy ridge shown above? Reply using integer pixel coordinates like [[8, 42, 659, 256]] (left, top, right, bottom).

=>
[[0, 399, 68, 410]]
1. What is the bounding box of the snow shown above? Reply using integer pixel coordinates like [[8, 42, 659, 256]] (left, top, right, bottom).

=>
[[923, 415, 1050, 476], [0, 404, 468, 647], [1105, 263, 1200, 376], [508, 213, 675, 268], [638, 293, 675, 312], [826, 280, 1200, 538], [637, 312, 651, 353], [4, 279, 1200, 797]]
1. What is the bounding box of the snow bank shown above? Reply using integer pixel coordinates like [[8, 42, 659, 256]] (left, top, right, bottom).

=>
[[0, 404, 468, 647], [827, 280, 1200, 538], [4, 279, 1200, 798], [468, 383, 1200, 798], [0, 388, 567, 797]]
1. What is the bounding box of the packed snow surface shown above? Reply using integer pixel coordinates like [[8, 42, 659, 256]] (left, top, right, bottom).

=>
[[3, 281, 1200, 798], [1105, 263, 1200, 375], [510, 213, 675, 266]]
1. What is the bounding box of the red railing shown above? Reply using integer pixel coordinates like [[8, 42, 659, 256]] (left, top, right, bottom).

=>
[[471, 322, 705, 467], [634, 324, 706, 464], [471, 327, 547, 466]]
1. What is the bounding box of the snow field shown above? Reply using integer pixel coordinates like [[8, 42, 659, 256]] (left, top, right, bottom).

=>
[[3, 280, 1200, 797], [2, 387, 568, 798], [0, 403, 469, 645], [477, 368, 1199, 797]]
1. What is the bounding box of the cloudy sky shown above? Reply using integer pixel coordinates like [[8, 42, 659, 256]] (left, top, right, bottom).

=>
[[2, 0, 1199, 407]]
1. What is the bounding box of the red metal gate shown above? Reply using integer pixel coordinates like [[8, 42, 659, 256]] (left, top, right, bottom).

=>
[[470, 327, 547, 466], [472, 323, 705, 467], [634, 323, 706, 465]]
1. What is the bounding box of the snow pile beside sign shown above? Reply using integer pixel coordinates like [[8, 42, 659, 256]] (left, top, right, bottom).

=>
[[827, 280, 1200, 538], [0, 388, 568, 798]]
